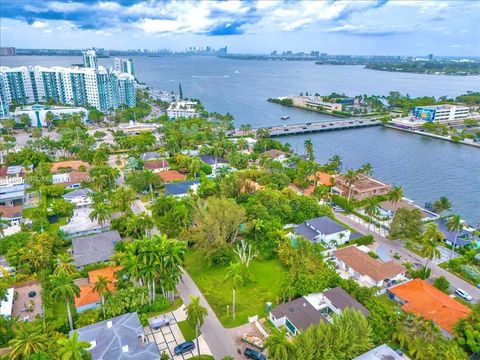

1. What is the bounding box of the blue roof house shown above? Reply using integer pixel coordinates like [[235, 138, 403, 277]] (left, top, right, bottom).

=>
[[294, 216, 351, 248], [164, 180, 200, 197]]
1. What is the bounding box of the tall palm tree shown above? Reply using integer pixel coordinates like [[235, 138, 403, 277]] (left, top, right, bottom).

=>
[[304, 139, 314, 161], [421, 223, 445, 278], [359, 162, 373, 176], [446, 214, 463, 260], [224, 262, 244, 320], [92, 275, 111, 319], [125, 213, 154, 238], [50, 271, 80, 332], [8, 321, 47, 359], [143, 169, 163, 200], [57, 331, 91, 360], [185, 295, 208, 357], [364, 199, 380, 231], [188, 157, 203, 178], [53, 254, 78, 276], [389, 186, 404, 215], [433, 196, 452, 215], [89, 202, 111, 227], [344, 169, 360, 202], [265, 327, 292, 360], [112, 186, 135, 214]]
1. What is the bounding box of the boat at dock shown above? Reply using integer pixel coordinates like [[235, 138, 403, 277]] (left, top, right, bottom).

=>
[[281, 116, 290, 120]]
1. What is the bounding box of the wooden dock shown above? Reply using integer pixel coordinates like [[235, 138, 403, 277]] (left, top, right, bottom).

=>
[[232, 118, 382, 137]]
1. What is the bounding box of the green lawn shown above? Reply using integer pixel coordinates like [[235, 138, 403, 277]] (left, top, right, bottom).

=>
[[177, 320, 198, 341], [189, 356, 214, 360], [184, 250, 288, 328]]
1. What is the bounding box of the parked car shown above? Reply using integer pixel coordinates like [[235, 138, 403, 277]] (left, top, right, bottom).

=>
[[174, 341, 195, 355], [149, 316, 170, 330], [454, 288, 472, 301], [244, 347, 266, 360]]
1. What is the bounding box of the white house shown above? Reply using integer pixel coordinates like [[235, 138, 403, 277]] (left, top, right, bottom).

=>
[[0, 287, 14, 318], [333, 246, 407, 287], [63, 188, 93, 208], [294, 216, 351, 248], [167, 101, 200, 119]]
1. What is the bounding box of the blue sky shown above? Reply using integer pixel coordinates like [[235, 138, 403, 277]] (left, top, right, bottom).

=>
[[1, 0, 479, 56]]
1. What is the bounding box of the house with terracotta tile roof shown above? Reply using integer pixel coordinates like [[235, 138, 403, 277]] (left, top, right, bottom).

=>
[[308, 171, 334, 186], [75, 266, 122, 313], [143, 159, 169, 172], [0, 205, 23, 222], [51, 161, 90, 174], [333, 174, 391, 201], [387, 279, 472, 334], [333, 246, 407, 287], [289, 183, 315, 196], [157, 170, 187, 183]]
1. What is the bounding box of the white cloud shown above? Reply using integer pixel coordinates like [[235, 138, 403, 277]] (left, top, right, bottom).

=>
[[31, 20, 48, 28]]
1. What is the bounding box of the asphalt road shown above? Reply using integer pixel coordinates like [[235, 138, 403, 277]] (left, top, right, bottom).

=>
[[335, 212, 480, 303], [177, 270, 240, 360]]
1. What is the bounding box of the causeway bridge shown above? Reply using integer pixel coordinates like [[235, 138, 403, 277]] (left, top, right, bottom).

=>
[[232, 118, 382, 137]]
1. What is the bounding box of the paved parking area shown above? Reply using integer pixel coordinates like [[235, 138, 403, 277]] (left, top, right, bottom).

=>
[[432, 246, 459, 265], [144, 310, 195, 359]]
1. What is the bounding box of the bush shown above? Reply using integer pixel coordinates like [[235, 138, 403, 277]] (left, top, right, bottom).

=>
[[368, 251, 379, 259], [140, 296, 171, 313], [353, 235, 374, 246], [433, 276, 450, 293]]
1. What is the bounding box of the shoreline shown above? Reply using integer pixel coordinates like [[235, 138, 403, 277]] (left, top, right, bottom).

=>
[[267, 99, 350, 118], [385, 124, 480, 148]]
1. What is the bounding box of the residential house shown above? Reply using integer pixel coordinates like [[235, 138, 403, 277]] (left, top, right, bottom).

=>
[[0, 287, 14, 318], [437, 218, 479, 249], [269, 287, 369, 335], [333, 246, 407, 287], [63, 188, 93, 208], [0, 204, 23, 222], [199, 155, 231, 176], [61, 207, 111, 238], [71, 230, 121, 268], [379, 198, 436, 220], [157, 170, 186, 183], [52, 171, 90, 189], [141, 152, 161, 161], [333, 174, 391, 201], [289, 183, 315, 196], [308, 171, 334, 186], [51, 160, 90, 173], [388, 279, 472, 335], [144, 159, 169, 173], [262, 149, 288, 162], [75, 266, 122, 313], [167, 100, 200, 119], [353, 344, 405, 360], [294, 216, 351, 247], [0, 166, 28, 206], [73, 312, 160, 360], [164, 180, 200, 197]]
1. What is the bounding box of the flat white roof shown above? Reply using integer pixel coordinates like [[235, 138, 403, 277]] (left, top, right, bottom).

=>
[[0, 288, 14, 317]]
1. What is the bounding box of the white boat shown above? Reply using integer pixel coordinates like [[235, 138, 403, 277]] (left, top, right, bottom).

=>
[[281, 116, 290, 120]]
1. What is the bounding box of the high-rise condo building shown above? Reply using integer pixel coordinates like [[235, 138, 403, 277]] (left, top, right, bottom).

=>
[[114, 58, 135, 77], [82, 49, 98, 69], [0, 65, 136, 118]]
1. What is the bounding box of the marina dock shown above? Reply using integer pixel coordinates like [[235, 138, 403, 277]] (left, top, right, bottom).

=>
[[232, 118, 382, 137]]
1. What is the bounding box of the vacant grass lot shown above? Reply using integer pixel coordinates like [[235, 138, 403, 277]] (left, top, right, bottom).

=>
[[184, 250, 288, 328]]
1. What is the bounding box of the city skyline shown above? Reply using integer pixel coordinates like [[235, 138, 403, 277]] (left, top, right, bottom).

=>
[[1, 0, 479, 56]]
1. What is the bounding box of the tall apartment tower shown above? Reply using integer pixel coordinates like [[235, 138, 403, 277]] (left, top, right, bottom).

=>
[[82, 49, 98, 69], [114, 58, 135, 78]]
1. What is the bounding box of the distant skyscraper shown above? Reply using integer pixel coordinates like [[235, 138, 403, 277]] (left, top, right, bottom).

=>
[[428, 54, 433, 60], [114, 58, 135, 77], [0, 47, 16, 56], [311, 51, 320, 57], [82, 49, 98, 69]]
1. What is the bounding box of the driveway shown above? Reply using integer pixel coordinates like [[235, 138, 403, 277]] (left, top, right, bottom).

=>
[[177, 271, 241, 359], [335, 213, 480, 303]]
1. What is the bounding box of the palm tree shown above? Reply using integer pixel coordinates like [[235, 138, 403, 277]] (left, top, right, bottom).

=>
[[224, 262, 244, 320], [53, 254, 78, 276], [89, 202, 111, 227], [143, 169, 163, 200], [389, 186, 404, 215], [125, 213, 154, 238], [364, 199, 380, 231], [446, 214, 463, 260], [359, 162, 373, 176], [421, 223, 445, 278], [185, 295, 208, 356], [50, 271, 80, 332], [188, 157, 203, 178], [344, 169, 360, 202], [304, 139, 314, 161], [8, 321, 47, 359], [265, 327, 292, 360], [92, 275, 111, 319], [112, 186, 135, 214], [432, 196, 452, 215], [256, 128, 270, 140], [57, 331, 91, 360]]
